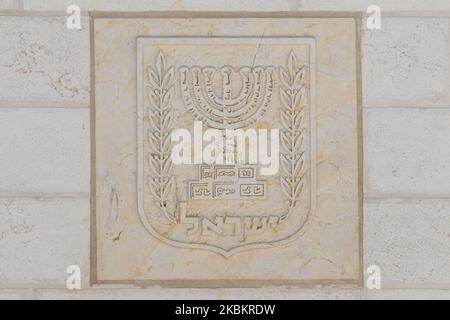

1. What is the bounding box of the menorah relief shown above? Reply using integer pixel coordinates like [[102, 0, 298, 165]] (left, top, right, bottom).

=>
[[179, 65, 275, 129], [137, 39, 315, 257]]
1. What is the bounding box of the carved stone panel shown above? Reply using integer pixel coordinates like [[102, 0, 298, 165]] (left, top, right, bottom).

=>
[[137, 37, 315, 256], [93, 14, 362, 285]]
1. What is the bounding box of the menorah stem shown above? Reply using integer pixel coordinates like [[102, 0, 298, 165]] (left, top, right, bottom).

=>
[[221, 67, 233, 114]]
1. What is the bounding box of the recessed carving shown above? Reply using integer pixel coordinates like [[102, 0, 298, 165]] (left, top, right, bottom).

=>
[[93, 16, 361, 285], [188, 165, 267, 200], [179, 64, 274, 129], [137, 38, 315, 256]]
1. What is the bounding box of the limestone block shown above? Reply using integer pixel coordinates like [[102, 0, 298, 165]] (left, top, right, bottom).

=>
[[0, 198, 90, 287], [0, 108, 90, 193], [92, 15, 361, 285], [0, 16, 89, 107], [364, 108, 450, 194], [364, 199, 450, 287], [363, 18, 450, 107]]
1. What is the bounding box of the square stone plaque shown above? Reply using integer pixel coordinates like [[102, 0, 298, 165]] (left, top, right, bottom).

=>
[[92, 13, 362, 286]]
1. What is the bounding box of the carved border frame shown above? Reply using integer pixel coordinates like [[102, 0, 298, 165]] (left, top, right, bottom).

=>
[[137, 37, 316, 257], [90, 11, 363, 288]]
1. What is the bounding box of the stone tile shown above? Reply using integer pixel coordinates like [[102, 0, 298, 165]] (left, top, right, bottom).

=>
[[301, 0, 450, 11], [20, 288, 364, 300], [0, 0, 19, 9], [23, 0, 302, 11], [364, 199, 450, 287], [93, 17, 360, 284], [366, 289, 450, 300], [0, 198, 90, 287], [2, 288, 450, 300], [364, 108, 450, 194], [0, 108, 90, 193], [363, 18, 450, 107], [22, 0, 450, 11], [0, 16, 89, 107], [0, 290, 22, 299]]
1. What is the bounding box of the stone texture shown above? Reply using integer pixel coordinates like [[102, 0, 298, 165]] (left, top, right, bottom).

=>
[[0, 4, 447, 299], [0, 198, 90, 287], [301, 0, 450, 11], [23, 0, 302, 11], [0, 108, 90, 193], [1, 288, 449, 300], [0, 16, 89, 107], [94, 17, 360, 283], [15, 288, 364, 300], [364, 108, 450, 194], [364, 199, 450, 287], [21, 0, 450, 11], [0, 0, 19, 9], [366, 289, 450, 300], [363, 18, 450, 108], [0, 291, 22, 300]]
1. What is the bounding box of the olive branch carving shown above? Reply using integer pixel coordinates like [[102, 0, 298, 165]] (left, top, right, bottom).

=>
[[279, 51, 306, 209], [147, 50, 177, 223]]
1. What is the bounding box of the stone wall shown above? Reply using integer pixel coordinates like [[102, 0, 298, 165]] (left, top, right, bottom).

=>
[[0, 0, 449, 299]]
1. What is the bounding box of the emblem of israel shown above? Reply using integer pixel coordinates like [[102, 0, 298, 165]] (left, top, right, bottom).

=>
[[137, 38, 316, 256]]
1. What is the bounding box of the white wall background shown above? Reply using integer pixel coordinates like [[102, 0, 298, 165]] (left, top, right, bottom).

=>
[[0, 0, 449, 299]]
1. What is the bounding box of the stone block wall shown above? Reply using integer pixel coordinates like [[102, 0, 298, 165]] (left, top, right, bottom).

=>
[[0, 0, 449, 299]]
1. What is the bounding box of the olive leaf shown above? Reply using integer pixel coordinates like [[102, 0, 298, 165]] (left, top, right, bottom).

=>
[[146, 50, 177, 223], [279, 51, 307, 209]]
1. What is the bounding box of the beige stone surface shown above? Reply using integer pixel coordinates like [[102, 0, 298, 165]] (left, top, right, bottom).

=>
[[364, 199, 450, 288], [137, 37, 316, 257], [366, 289, 450, 300], [0, 198, 90, 287], [22, 0, 301, 11], [12, 288, 364, 300], [21, 0, 450, 11], [93, 16, 361, 284], [0, 108, 90, 193], [363, 18, 450, 108], [0, 0, 19, 9], [1, 288, 450, 300], [301, 0, 450, 11], [0, 16, 89, 107], [0, 4, 446, 299], [0, 291, 22, 300], [364, 108, 450, 194]]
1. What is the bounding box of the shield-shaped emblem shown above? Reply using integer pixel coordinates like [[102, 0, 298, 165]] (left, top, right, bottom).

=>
[[137, 38, 316, 257]]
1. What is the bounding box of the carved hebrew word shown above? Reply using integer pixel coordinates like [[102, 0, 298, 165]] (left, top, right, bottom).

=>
[[189, 165, 266, 200], [180, 207, 288, 241], [179, 65, 275, 129]]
